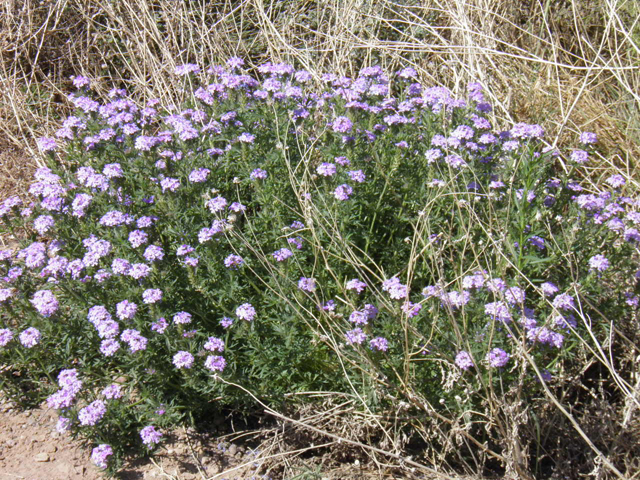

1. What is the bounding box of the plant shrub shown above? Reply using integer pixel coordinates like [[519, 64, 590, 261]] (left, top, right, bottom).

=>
[[0, 60, 638, 474]]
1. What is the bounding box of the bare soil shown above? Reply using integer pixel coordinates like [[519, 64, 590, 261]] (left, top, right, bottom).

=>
[[0, 395, 275, 480]]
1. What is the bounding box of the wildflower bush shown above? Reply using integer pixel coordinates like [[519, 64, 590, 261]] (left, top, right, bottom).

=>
[[1, 60, 638, 476]]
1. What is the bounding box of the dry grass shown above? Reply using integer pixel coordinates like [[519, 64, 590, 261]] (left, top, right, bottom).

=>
[[0, 0, 639, 478]]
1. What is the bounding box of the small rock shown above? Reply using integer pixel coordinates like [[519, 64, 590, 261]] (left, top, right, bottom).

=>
[[34, 452, 50, 462], [5, 439, 15, 447], [228, 444, 238, 456], [44, 444, 57, 453], [206, 463, 220, 475]]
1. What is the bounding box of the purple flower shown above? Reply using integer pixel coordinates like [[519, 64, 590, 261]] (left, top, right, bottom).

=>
[[369, 337, 389, 352], [345, 278, 367, 293], [18, 242, 47, 268], [204, 355, 227, 372], [19, 327, 41, 348], [236, 303, 256, 321], [110, 259, 130, 277], [78, 400, 107, 426], [287, 236, 304, 250], [335, 156, 350, 166], [229, 202, 246, 213], [30, 290, 59, 317], [224, 254, 244, 269], [541, 282, 559, 296], [100, 339, 120, 357], [121, 329, 148, 353], [250, 168, 267, 180], [151, 318, 168, 333], [137, 216, 156, 228], [99, 210, 128, 227], [0, 329, 14, 347], [143, 245, 164, 262], [455, 351, 474, 370], [606, 174, 626, 188], [316, 163, 336, 176], [160, 177, 180, 192], [348, 170, 366, 183], [349, 310, 368, 326], [91, 444, 113, 469], [579, 132, 597, 144], [56, 417, 71, 433], [128, 229, 149, 248], [486, 348, 510, 367], [382, 277, 409, 300], [38, 137, 58, 152], [238, 132, 255, 143], [570, 149, 589, 164], [588, 254, 609, 272], [298, 277, 316, 292], [505, 286, 525, 305], [140, 425, 163, 447], [172, 351, 194, 369], [485, 301, 512, 323], [401, 301, 422, 317], [331, 116, 353, 133], [33, 215, 55, 235], [207, 195, 228, 213], [68, 191, 88, 215], [345, 328, 367, 345], [220, 316, 234, 328], [553, 293, 575, 311], [528, 236, 545, 250], [204, 336, 224, 352], [173, 311, 192, 324], [189, 168, 210, 183], [333, 184, 353, 201], [116, 300, 137, 320], [103, 163, 123, 178], [174, 63, 200, 76], [272, 248, 293, 261], [71, 75, 90, 88], [176, 244, 195, 256], [142, 288, 163, 304], [102, 384, 123, 399]]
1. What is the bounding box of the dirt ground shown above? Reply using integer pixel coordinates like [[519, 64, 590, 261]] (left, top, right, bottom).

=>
[[0, 394, 276, 480]]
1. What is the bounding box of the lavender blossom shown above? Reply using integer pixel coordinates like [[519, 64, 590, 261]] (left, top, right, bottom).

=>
[[19, 327, 41, 348], [172, 351, 194, 369]]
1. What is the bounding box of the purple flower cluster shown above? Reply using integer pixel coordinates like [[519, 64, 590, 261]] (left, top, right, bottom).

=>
[[486, 348, 510, 368], [140, 425, 163, 447], [298, 277, 316, 292], [204, 355, 227, 372], [78, 400, 107, 426], [236, 303, 256, 321], [19, 327, 41, 348], [47, 369, 83, 409], [30, 290, 59, 317], [172, 351, 194, 369], [91, 444, 113, 469]]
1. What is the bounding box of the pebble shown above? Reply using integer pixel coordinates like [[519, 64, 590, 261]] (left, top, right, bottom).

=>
[[228, 444, 238, 456], [34, 452, 50, 462]]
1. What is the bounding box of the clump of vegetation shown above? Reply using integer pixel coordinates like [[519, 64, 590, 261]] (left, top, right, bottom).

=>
[[1, 61, 638, 478]]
